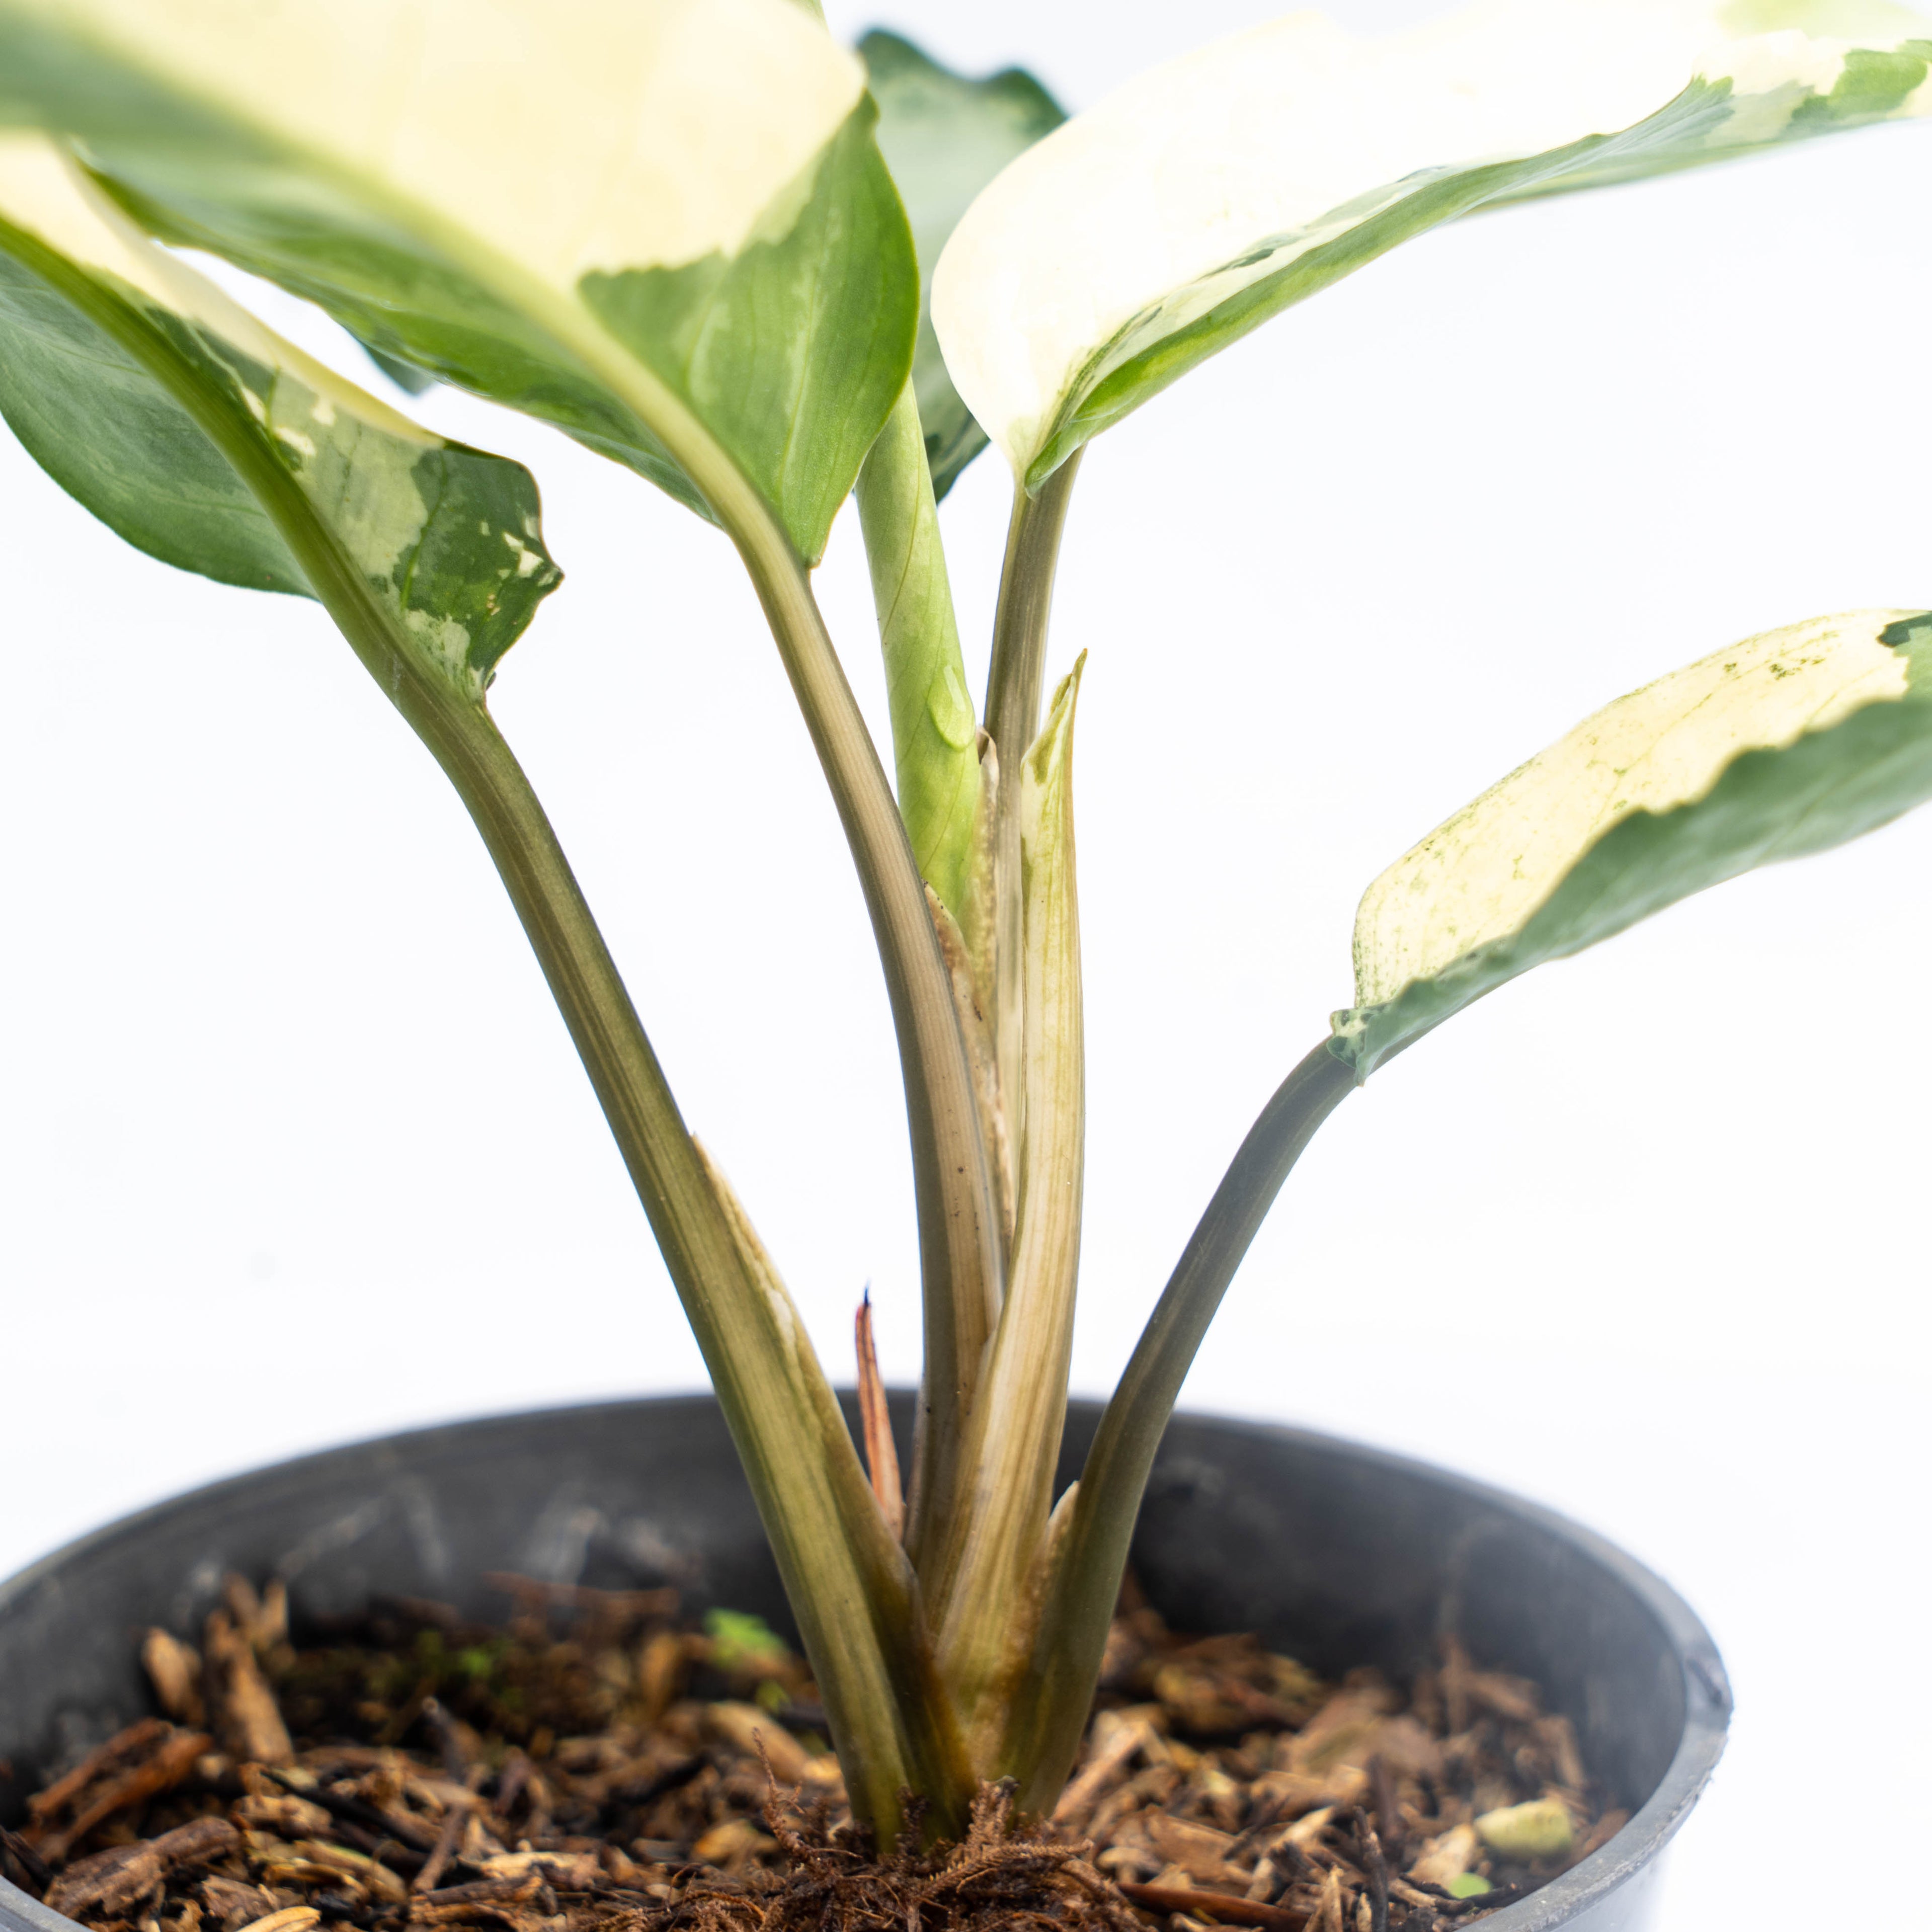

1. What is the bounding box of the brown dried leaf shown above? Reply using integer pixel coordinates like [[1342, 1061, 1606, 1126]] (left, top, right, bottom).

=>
[[1466, 1671, 1541, 1724], [203, 1611, 293, 1768], [1408, 1822, 1478, 1887], [1054, 1713, 1151, 1826], [43, 1841, 162, 1918], [198, 1876, 280, 1931], [29, 1723, 211, 1864], [705, 1705, 810, 1788], [43, 1820, 239, 1921], [233, 1910, 318, 1932], [232, 1797, 330, 1839], [1282, 1691, 1398, 1778], [1143, 1813, 1242, 1887], [141, 1632, 206, 1727]]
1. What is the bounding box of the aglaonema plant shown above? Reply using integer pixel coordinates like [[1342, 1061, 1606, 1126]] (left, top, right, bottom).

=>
[[1, 0, 1928, 1845]]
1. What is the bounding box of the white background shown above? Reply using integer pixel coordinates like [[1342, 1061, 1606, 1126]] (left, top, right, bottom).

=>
[[2, 3, 1926, 1922]]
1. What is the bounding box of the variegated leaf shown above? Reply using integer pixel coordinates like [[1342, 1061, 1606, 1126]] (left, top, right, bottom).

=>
[[1334, 609, 1932, 1076], [932, 0, 1932, 490], [862, 30, 1065, 499], [0, 0, 917, 562], [0, 133, 559, 693]]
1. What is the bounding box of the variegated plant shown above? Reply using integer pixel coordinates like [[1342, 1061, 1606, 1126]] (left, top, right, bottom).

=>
[[1, 0, 1927, 1841]]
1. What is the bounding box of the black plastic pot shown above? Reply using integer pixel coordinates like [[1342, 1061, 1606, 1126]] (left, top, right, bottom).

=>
[[0, 1398, 1729, 1932]]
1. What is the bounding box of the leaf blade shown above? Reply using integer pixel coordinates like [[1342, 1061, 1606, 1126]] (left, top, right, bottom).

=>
[[0, 133, 560, 689], [1334, 609, 1932, 1076], [0, 0, 915, 559], [931, 0, 1932, 487]]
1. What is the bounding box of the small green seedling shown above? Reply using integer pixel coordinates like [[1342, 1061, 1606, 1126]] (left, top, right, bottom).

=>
[[1, 0, 1926, 1840]]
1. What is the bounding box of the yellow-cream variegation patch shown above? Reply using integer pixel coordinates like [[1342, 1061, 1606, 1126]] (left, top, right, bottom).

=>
[[9, 0, 864, 285], [1350, 611, 1914, 1009]]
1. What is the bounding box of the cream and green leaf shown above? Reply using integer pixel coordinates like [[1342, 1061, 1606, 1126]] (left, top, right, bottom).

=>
[[932, 0, 1932, 490], [862, 31, 1065, 500], [0, 0, 916, 562], [1334, 609, 1932, 1077], [0, 132, 559, 694]]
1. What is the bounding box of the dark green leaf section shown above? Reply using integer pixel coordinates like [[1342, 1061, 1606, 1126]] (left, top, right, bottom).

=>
[[0, 228, 300, 593], [861, 31, 1064, 499], [579, 102, 917, 563], [0, 208, 560, 687], [1333, 616, 1932, 1077]]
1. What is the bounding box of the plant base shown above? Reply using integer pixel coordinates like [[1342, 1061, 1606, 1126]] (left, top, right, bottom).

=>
[[4, 1571, 1619, 1932]]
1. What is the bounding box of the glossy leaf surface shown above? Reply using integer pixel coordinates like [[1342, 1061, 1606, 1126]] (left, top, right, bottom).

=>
[[933, 0, 1932, 489], [1334, 610, 1932, 1076], [0, 134, 559, 692], [0, 0, 916, 561], [862, 30, 1065, 499]]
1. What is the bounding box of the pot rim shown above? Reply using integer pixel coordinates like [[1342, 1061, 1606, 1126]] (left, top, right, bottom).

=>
[[0, 1396, 1731, 1932]]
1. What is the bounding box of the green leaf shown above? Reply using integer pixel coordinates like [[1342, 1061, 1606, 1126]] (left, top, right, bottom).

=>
[[580, 101, 913, 558], [704, 1608, 791, 1673], [0, 0, 917, 563], [931, 0, 1932, 490], [358, 340, 437, 396], [861, 30, 1065, 499], [1334, 609, 1932, 1077], [0, 133, 559, 692]]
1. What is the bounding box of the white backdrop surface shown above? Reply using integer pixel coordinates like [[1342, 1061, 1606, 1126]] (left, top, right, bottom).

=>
[[1, 3, 1926, 1925]]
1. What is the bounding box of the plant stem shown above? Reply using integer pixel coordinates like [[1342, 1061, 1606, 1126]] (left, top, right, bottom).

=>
[[993, 1039, 1356, 1808], [77, 260, 974, 1832], [856, 378, 982, 924], [721, 511, 1005, 1579], [374, 269, 1003, 1812], [984, 452, 1085, 766], [521, 301, 1006, 1593], [981, 453, 1083, 1167], [413, 692, 974, 1840]]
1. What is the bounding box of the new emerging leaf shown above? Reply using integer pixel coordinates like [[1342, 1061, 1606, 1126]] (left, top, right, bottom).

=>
[[932, 0, 1932, 490], [1334, 609, 1932, 1075]]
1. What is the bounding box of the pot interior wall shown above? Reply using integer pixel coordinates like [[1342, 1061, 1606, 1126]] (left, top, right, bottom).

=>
[[0, 1398, 1695, 1835]]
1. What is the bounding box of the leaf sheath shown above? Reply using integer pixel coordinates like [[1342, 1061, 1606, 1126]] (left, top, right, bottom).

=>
[[927, 662, 1088, 1760]]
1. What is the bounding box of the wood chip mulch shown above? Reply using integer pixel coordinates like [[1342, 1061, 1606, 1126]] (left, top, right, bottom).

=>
[[0, 1573, 1626, 1932]]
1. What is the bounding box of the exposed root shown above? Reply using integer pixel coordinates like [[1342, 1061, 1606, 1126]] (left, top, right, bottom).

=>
[[635, 1782, 1143, 1932]]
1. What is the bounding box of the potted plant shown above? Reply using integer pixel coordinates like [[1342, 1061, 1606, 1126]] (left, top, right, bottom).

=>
[[0, 0, 1925, 1926]]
